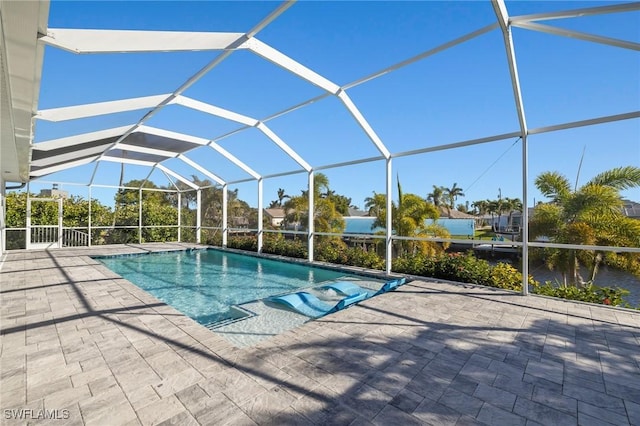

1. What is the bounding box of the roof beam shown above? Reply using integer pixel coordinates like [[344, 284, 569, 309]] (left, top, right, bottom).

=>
[[112, 143, 180, 159], [160, 168, 181, 191], [31, 145, 109, 167], [174, 96, 258, 126], [510, 2, 640, 24], [100, 157, 155, 167], [344, 23, 499, 90], [178, 154, 226, 186], [30, 156, 99, 177], [175, 96, 310, 171], [32, 125, 130, 151], [255, 123, 311, 171], [91, 1, 292, 165], [136, 126, 209, 145], [336, 90, 390, 158], [512, 21, 640, 51], [528, 111, 640, 135], [40, 29, 248, 54], [37, 94, 173, 122], [491, 0, 528, 137], [157, 164, 198, 189], [208, 141, 261, 180], [246, 38, 341, 94], [246, 37, 391, 159]]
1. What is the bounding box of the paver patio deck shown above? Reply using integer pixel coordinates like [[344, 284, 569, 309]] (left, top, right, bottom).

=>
[[1, 243, 639, 425]]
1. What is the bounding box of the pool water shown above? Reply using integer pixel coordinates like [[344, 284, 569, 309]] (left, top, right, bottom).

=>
[[98, 249, 364, 326]]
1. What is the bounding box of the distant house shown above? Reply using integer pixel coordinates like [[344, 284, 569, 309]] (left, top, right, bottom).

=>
[[39, 184, 68, 199], [437, 206, 475, 219], [343, 215, 475, 237], [343, 217, 383, 235], [230, 216, 249, 228], [347, 207, 369, 217], [623, 199, 640, 219], [263, 208, 286, 227]]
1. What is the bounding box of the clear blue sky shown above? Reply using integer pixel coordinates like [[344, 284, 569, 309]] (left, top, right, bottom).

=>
[[31, 1, 639, 209]]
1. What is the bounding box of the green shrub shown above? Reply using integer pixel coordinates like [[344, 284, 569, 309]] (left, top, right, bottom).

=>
[[489, 262, 536, 291], [534, 282, 630, 306], [315, 239, 349, 264], [213, 237, 636, 309], [227, 236, 257, 251], [262, 235, 307, 259], [345, 246, 385, 270]]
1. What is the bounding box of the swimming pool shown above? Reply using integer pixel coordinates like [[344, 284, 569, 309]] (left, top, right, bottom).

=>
[[97, 249, 367, 326]]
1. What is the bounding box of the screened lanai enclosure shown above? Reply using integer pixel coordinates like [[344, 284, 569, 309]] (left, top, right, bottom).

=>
[[1, 0, 639, 297]]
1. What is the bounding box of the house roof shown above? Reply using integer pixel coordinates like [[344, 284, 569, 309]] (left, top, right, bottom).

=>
[[264, 208, 286, 218], [622, 199, 640, 218], [437, 206, 477, 219]]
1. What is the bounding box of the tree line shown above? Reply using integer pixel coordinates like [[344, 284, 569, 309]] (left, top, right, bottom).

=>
[[4, 166, 639, 288]]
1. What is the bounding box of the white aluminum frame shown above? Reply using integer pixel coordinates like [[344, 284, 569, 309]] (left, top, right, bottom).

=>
[[6, 0, 635, 295]]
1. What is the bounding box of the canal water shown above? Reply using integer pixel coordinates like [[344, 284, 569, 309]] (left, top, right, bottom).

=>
[[528, 263, 640, 307]]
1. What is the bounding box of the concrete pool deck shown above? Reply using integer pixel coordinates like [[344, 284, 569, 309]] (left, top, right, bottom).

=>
[[1, 244, 639, 425]]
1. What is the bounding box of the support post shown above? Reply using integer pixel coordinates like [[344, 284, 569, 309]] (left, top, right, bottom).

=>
[[521, 137, 529, 295], [308, 171, 314, 262], [26, 183, 31, 250], [492, 0, 530, 295], [177, 192, 182, 243], [88, 186, 92, 247], [222, 185, 228, 247], [258, 178, 263, 253], [196, 189, 202, 244], [0, 178, 5, 254], [138, 189, 142, 243], [385, 158, 393, 275], [0, 176, 7, 256], [57, 197, 63, 248]]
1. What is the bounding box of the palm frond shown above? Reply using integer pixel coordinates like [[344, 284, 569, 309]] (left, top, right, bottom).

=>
[[585, 166, 640, 190], [534, 172, 571, 203]]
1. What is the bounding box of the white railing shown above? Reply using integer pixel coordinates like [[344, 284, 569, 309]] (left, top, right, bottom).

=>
[[62, 228, 89, 247], [30, 225, 59, 246]]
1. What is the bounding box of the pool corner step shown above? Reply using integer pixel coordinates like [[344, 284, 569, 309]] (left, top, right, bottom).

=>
[[203, 305, 256, 330]]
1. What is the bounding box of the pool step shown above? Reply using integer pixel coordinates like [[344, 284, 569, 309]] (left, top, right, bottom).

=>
[[203, 305, 256, 330]]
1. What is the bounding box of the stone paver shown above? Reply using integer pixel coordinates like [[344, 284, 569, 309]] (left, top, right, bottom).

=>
[[1, 243, 639, 425]]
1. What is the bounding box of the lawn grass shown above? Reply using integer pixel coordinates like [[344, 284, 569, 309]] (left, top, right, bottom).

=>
[[450, 228, 496, 240]]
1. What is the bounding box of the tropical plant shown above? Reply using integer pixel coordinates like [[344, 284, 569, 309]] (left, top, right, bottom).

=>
[[370, 178, 449, 256], [504, 197, 523, 230], [282, 173, 345, 237], [529, 166, 640, 286], [364, 192, 386, 217], [443, 182, 465, 210], [426, 185, 446, 207], [277, 188, 289, 207]]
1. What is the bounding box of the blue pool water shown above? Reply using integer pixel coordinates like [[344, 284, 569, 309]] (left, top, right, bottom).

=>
[[98, 249, 362, 325]]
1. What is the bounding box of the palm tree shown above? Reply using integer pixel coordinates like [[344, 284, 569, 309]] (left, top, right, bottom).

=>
[[365, 192, 387, 218], [276, 188, 289, 207], [493, 198, 509, 231], [314, 173, 330, 197], [283, 173, 344, 236], [471, 200, 489, 217], [426, 185, 446, 207], [443, 183, 465, 218], [371, 178, 448, 256], [529, 166, 640, 286], [504, 197, 523, 230], [283, 194, 306, 232], [487, 199, 498, 230], [445, 183, 465, 207]]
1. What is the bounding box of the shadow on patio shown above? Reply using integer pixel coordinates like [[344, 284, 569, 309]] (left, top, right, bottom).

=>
[[1, 249, 639, 425]]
